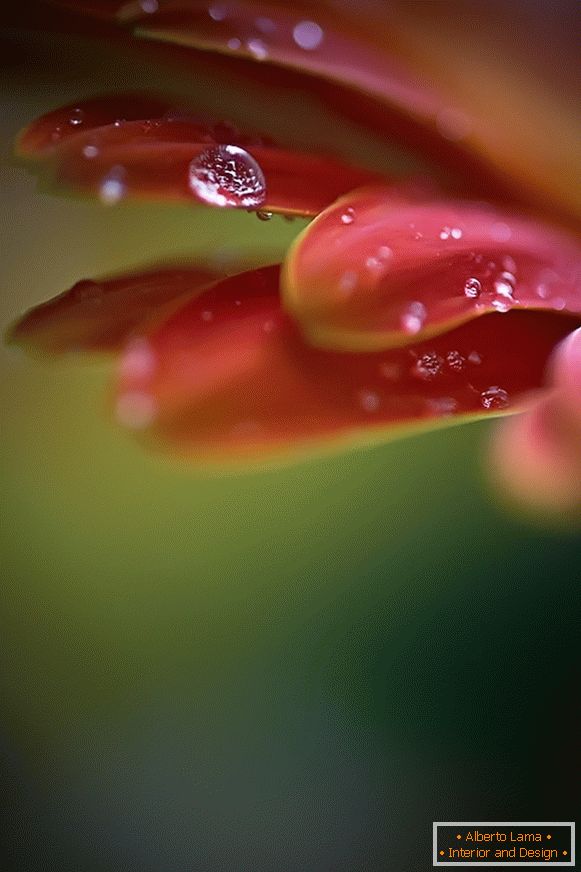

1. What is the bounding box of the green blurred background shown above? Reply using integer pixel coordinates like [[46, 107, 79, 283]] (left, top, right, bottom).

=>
[[1, 23, 579, 872]]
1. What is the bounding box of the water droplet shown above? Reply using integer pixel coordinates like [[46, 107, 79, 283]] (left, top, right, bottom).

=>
[[293, 20, 324, 50], [247, 38, 268, 60], [82, 144, 99, 159], [493, 272, 515, 300], [50, 126, 63, 143], [99, 166, 127, 205], [120, 338, 156, 380], [552, 297, 566, 311], [358, 390, 381, 412], [256, 210, 273, 221], [139, 0, 158, 11], [490, 221, 511, 242], [401, 301, 426, 335], [201, 309, 213, 322], [450, 227, 463, 239], [208, 4, 227, 21], [468, 351, 482, 365], [188, 144, 266, 208], [338, 270, 357, 295], [412, 351, 443, 380], [69, 108, 84, 127], [439, 226, 451, 240], [446, 350, 465, 372], [378, 245, 393, 261], [491, 299, 511, 313], [464, 277, 481, 299], [227, 37, 242, 50], [502, 255, 517, 273], [340, 207, 355, 225], [480, 386, 510, 410], [116, 391, 157, 429], [263, 319, 275, 333], [536, 283, 550, 299]]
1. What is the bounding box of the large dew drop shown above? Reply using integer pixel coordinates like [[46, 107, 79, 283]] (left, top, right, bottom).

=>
[[188, 145, 267, 209]]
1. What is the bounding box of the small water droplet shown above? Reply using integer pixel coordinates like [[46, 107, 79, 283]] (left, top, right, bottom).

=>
[[340, 207, 355, 225], [50, 126, 63, 143], [450, 227, 463, 239], [439, 226, 451, 240], [82, 144, 99, 159], [536, 283, 550, 299], [99, 166, 127, 205], [247, 38, 268, 60], [377, 245, 392, 261], [227, 37, 242, 50], [446, 350, 465, 372], [263, 319, 275, 333], [188, 144, 266, 208], [493, 272, 515, 300], [201, 309, 214, 322], [464, 277, 481, 299], [552, 297, 566, 311], [502, 255, 517, 273], [120, 338, 156, 380], [69, 108, 84, 127], [139, 0, 158, 11], [401, 301, 426, 335], [338, 271, 357, 295], [468, 351, 482, 365], [491, 299, 511, 313], [358, 390, 381, 412], [256, 210, 273, 221], [480, 386, 510, 410], [293, 20, 324, 50], [208, 4, 227, 21], [490, 221, 512, 242], [412, 351, 443, 380]]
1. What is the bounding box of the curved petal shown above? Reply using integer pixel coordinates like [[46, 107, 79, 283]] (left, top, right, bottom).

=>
[[282, 189, 581, 352], [17, 93, 383, 215], [8, 263, 225, 354], [113, 264, 575, 463], [49, 0, 581, 226]]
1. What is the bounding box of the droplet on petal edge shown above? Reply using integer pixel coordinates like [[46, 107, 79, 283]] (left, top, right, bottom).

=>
[[480, 386, 510, 410], [188, 144, 266, 208]]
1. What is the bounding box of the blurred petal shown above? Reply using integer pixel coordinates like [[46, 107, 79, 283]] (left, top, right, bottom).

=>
[[17, 93, 382, 215], [490, 396, 581, 517], [283, 188, 581, 351], [114, 264, 574, 463], [8, 263, 224, 354]]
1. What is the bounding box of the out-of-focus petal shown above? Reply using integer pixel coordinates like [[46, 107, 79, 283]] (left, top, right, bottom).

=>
[[17, 94, 382, 215], [113, 264, 575, 463], [283, 188, 581, 351], [8, 263, 225, 354], [552, 327, 581, 431], [489, 396, 581, 517]]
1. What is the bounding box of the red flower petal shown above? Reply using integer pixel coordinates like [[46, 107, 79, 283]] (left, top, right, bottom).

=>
[[17, 94, 383, 215], [283, 188, 581, 351], [114, 264, 576, 463], [8, 263, 226, 354], [48, 1, 581, 226]]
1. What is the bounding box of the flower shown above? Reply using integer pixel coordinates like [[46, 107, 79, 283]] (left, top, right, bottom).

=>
[[9, 0, 581, 506]]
